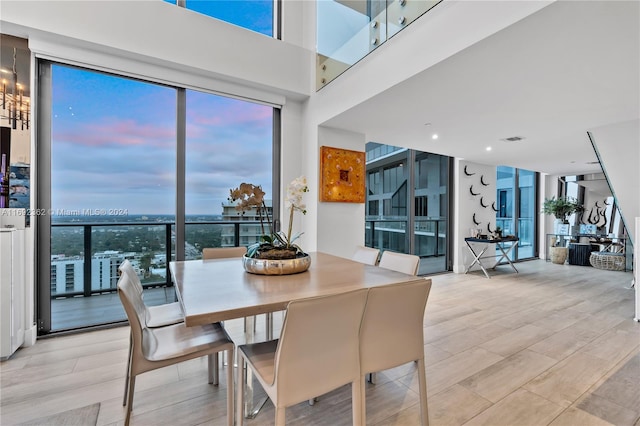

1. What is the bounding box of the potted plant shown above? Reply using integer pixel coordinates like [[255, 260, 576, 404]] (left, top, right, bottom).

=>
[[228, 176, 311, 274], [542, 196, 582, 264], [542, 196, 582, 224]]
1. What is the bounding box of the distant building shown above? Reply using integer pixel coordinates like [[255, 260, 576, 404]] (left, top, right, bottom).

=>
[[220, 199, 272, 247], [50, 251, 139, 295]]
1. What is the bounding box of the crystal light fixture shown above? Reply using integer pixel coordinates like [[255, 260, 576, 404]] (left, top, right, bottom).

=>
[[1, 48, 29, 130]]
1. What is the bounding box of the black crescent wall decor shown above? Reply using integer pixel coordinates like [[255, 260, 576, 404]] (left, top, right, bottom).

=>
[[464, 165, 475, 176], [491, 201, 499, 212], [604, 198, 611, 205], [480, 197, 488, 208], [473, 213, 481, 225], [487, 223, 494, 233], [469, 185, 480, 196], [480, 175, 489, 186]]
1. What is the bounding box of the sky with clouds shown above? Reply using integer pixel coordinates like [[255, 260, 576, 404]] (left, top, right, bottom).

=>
[[51, 1, 274, 217]]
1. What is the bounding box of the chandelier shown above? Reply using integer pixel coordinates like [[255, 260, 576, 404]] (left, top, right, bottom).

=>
[[1, 48, 30, 130]]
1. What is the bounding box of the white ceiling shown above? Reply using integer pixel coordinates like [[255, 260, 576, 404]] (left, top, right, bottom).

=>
[[322, 1, 639, 177]]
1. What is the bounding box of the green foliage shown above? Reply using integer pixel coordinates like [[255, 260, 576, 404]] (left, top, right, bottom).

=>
[[542, 196, 582, 223]]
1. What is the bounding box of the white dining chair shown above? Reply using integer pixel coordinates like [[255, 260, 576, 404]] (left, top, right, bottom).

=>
[[352, 245, 380, 266], [119, 260, 183, 327], [359, 278, 432, 425], [117, 272, 234, 426], [202, 246, 247, 259], [378, 250, 420, 275], [118, 260, 184, 406], [236, 289, 368, 426]]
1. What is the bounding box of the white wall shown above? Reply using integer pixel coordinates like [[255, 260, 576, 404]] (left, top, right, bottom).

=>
[[316, 126, 366, 259], [454, 160, 497, 273]]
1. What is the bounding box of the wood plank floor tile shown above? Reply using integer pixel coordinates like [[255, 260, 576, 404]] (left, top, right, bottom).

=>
[[421, 348, 504, 395], [548, 406, 617, 426], [523, 352, 618, 407], [462, 388, 564, 426], [478, 324, 553, 357], [459, 349, 558, 403], [427, 384, 492, 426]]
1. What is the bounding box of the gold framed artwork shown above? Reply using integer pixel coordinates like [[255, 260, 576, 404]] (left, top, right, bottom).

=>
[[319, 146, 365, 203]]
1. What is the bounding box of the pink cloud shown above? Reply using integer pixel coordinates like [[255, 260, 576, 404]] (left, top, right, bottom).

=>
[[55, 119, 175, 147]]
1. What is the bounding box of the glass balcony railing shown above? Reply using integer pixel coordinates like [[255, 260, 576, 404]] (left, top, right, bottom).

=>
[[317, 0, 442, 89], [50, 220, 260, 299], [365, 217, 446, 256]]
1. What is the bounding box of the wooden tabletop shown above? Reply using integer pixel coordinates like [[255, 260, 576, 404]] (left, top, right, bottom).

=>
[[170, 251, 426, 327]]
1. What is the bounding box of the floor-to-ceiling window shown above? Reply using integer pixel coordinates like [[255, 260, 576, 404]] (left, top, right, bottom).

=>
[[38, 62, 277, 333], [365, 143, 452, 274], [496, 166, 537, 260]]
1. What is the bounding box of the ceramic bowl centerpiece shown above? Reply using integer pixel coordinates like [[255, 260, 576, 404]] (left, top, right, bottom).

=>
[[228, 176, 311, 275]]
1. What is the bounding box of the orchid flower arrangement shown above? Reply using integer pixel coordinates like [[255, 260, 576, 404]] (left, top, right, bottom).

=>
[[228, 176, 308, 259]]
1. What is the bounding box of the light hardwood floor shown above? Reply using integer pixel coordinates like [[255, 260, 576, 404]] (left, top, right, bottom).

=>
[[1, 260, 639, 426]]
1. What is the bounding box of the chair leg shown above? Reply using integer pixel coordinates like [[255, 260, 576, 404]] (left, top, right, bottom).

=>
[[226, 348, 234, 426], [416, 358, 429, 426], [359, 375, 367, 426], [123, 332, 133, 406], [208, 353, 219, 385], [236, 353, 246, 426], [275, 406, 286, 426], [124, 375, 136, 426], [351, 379, 363, 426]]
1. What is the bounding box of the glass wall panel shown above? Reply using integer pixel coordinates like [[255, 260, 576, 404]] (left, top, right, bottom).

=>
[[50, 64, 176, 330], [317, 0, 442, 89], [518, 169, 536, 258], [365, 143, 451, 274], [496, 166, 537, 260], [184, 90, 273, 259], [43, 63, 277, 333]]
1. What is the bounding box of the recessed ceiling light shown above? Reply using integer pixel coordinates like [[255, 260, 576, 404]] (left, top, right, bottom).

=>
[[432, 134, 438, 140], [486, 146, 492, 151]]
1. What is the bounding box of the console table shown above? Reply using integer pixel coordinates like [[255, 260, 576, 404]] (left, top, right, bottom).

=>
[[463, 236, 519, 279]]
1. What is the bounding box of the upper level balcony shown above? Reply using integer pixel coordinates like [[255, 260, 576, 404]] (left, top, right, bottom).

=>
[[317, 0, 441, 89]]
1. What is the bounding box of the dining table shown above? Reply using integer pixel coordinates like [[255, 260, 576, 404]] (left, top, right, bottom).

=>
[[169, 251, 426, 419]]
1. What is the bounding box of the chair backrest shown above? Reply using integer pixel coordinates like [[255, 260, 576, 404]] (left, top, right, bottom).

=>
[[360, 279, 432, 374], [202, 246, 247, 259], [119, 260, 143, 297], [378, 250, 420, 275], [273, 289, 368, 407], [117, 272, 148, 347], [352, 245, 380, 266]]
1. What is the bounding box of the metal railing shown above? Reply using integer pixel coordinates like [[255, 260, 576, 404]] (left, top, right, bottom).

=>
[[365, 217, 447, 256], [50, 220, 258, 298]]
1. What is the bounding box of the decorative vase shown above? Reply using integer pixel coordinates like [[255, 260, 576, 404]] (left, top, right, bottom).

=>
[[242, 253, 311, 275], [549, 246, 568, 264]]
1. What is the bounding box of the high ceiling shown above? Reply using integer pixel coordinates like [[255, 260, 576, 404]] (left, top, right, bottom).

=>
[[322, 1, 639, 177]]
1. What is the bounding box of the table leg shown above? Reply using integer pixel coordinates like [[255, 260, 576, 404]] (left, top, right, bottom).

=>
[[493, 242, 519, 273], [241, 315, 269, 419], [464, 242, 491, 279]]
